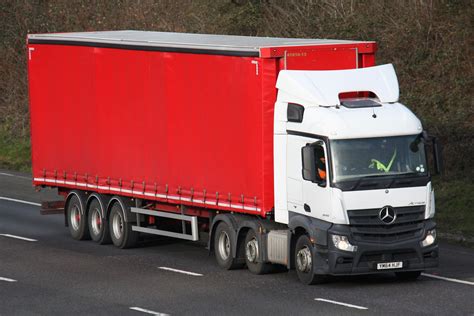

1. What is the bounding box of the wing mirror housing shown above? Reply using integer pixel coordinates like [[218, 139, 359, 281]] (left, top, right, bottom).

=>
[[422, 131, 443, 175], [432, 137, 443, 175]]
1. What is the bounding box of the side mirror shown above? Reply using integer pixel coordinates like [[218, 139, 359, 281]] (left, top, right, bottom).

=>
[[302, 142, 326, 186], [432, 137, 443, 175], [422, 131, 443, 175], [302, 145, 317, 182]]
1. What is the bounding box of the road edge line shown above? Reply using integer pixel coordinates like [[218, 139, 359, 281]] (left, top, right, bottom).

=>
[[421, 273, 474, 286], [129, 306, 169, 316], [158, 266, 203, 277], [315, 298, 368, 310], [0, 197, 41, 207], [0, 234, 38, 242]]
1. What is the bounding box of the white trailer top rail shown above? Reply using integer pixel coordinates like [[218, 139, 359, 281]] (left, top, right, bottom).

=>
[[28, 30, 372, 57]]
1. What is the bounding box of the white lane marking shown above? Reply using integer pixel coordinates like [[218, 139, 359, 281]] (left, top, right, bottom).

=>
[[422, 273, 474, 286], [0, 277, 17, 283], [0, 234, 38, 242], [315, 298, 368, 310], [0, 172, 31, 180], [129, 307, 169, 316], [0, 197, 41, 207], [158, 266, 203, 277]]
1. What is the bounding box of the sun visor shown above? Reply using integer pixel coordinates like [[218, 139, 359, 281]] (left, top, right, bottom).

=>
[[276, 64, 399, 106]]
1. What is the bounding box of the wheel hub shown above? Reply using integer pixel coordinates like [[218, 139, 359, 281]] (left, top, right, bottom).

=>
[[296, 246, 312, 273], [217, 231, 231, 260], [245, 237, 258, 263], [70, 205, 81, 230], [91, 208, 102, 235], [112, 211, 124, 240]]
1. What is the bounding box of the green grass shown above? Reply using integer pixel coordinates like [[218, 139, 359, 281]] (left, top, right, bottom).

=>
[[0, 133, 31, 172], [432, 177, 474, 244]]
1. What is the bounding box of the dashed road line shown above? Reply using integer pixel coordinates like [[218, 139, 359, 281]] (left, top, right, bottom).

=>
[[158, 266, 203, 277], [315, 298, 368, 310], [0, 197, 41, 207], [129, 307, 170, 315], [0, 172, 31, 180], [0, 277, 17, 283], [0, 234, 38, 242], [422, 273, 474, 286]]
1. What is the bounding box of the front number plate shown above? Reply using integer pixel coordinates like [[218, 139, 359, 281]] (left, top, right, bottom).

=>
[[377, 261, 403, 270]]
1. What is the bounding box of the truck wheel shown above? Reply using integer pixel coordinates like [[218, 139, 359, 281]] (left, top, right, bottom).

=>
[[87, 198, 111, 245], [109, 201, 138, 249], [295, 234, 326, 285], [395, 271, 422, 281], [214, 222, 242, 270], [66, 193, 90, 240], [245, 229, 271, 274]]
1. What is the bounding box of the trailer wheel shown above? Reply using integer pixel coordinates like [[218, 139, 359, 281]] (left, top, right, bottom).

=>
[[295, 234, 326, 285], [87, 198, 111, 245], [245, 229, 271, 274], [109, 201, 138, 249], [214, 222, 242, 270], [66, 193, 90, 240], [395, 271, 422, 281]]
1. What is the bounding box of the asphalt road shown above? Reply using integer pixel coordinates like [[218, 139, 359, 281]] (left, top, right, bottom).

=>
[[0, 170, 473, 315]]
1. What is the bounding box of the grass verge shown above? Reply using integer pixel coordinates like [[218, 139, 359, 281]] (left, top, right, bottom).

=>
[[0, 133, 31, 172], [433, 177, 474, 246]]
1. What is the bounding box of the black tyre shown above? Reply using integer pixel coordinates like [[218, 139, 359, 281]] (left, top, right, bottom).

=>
[[245, 229, 272, 274], [295, 234, 326, 285], [87, 197, 112, 245], [214, 222, 243, 270], [395, 271, 422, 281], [109, 201, 138, 249], [66, 193, 90, 240]]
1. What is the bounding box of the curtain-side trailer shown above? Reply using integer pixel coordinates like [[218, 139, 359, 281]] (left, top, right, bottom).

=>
[[27, 31, 441, 284]]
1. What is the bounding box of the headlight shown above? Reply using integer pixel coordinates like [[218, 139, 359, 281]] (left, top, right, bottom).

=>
[[421, 229, 436, 247], [331, 234, 357, 252]]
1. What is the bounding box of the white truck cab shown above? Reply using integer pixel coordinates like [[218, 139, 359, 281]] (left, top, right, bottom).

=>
[[273, 64, 440, 284]]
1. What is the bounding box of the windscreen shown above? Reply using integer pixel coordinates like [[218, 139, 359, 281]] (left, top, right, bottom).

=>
[[331, 134, 427, 182]]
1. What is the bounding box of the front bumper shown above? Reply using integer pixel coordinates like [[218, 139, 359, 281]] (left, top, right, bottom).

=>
[[312, 220, 439, 276]]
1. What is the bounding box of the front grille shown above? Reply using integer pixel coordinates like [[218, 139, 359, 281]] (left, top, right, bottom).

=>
[[347, 206, 425, 243]]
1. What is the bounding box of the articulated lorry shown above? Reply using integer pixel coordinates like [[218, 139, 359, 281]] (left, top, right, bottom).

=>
[[27, 31, 441, 284]]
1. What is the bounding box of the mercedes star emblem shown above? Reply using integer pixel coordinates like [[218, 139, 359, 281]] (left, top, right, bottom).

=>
[[379, 206, 396, 225]]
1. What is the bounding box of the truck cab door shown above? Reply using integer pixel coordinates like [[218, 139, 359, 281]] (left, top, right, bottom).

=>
[[287, 135, 332, 220]]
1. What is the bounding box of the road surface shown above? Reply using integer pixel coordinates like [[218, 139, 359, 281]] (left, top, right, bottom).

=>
[[0, 170, 473, 315]]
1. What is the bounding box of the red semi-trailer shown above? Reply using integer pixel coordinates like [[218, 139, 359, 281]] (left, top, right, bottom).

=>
[[28, 31, 440, 284]]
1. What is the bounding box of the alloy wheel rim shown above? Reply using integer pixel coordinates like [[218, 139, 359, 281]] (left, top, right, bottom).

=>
[[112, 211, 124, 240], [296, 245, 312, 273], [245, 237, 258, 263], [70, 205, 81, 231], [218, 231, 231, 260], [90, 208, 102, 235]]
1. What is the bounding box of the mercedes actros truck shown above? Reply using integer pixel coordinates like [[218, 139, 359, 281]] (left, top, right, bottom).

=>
[[27, 31, 442, 284]]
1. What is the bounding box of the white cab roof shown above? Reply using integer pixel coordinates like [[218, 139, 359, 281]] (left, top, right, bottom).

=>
[[295, 103, 423, 140]]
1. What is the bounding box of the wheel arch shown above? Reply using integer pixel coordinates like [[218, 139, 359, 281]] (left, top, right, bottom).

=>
[[86, 193, 109, 219], [208, 214, 239, 255], [287, 213, 332, 269], [106, 195, 134, 222]]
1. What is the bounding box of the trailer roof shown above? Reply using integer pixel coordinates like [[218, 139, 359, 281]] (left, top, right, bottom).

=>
[[28, 30, 373, 57]]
